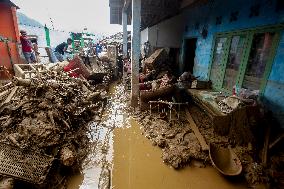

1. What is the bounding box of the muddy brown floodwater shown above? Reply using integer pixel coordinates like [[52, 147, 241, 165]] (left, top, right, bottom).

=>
[[67, 83, 248, 189]]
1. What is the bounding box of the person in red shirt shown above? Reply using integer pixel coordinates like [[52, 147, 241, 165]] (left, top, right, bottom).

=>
[[20, 30, 36, 63]]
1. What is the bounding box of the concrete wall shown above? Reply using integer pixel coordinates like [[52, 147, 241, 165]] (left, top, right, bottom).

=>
[[141, 14, 185, 50], [141, 27, 148, 44], [182, 0, 284, 127]]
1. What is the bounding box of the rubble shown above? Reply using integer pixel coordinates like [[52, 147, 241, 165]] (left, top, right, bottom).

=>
[[136, 104, 276, 187], [100, 32, 130, 46], [0, 64, 112, 186], [138, 113, 208, 169]]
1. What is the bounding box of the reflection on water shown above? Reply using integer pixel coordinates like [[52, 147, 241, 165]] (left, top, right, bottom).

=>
[[68, 83, 248, 189], [67, 84, 129, 189]]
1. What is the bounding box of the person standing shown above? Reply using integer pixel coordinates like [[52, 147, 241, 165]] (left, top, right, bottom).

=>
[[54, 38, 73, 62], [20, 30, 36, 63], [95, 43, 102, 56]]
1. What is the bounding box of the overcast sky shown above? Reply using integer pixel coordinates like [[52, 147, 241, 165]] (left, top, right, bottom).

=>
[[12, 0, 123, 35]]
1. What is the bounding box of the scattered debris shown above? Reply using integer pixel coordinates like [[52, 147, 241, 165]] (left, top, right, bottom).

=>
[[0, 61, 113, 186], [185, 109, 209, 151], [138, 111, 208, 169], [137, 103, 277, 187]]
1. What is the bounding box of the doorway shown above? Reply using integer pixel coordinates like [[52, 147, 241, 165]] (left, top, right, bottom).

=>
[[183, 38, 197, 73]]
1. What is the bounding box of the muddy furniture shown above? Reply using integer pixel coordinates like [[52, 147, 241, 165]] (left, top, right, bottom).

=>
[[140, 85, 175, 110], [186, 89, 258, 144], [149, 100, 188, 122], [186, 89, 231, 136], [140, 85, 175, 101], [143, 48, 167, 72]]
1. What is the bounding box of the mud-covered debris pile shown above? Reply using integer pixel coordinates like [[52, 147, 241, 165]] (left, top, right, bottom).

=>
[[189, 105, 272, 187], [100, 32, 130, 46], [0, 71, 109, 181], [137, 112, 208, 169]]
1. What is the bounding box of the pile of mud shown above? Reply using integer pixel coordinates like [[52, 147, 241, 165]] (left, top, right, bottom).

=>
[[137, 105, 274, 188], [188, 106, 269, 188], [0, 68, 111, 187], [137, 112, 208, 169]]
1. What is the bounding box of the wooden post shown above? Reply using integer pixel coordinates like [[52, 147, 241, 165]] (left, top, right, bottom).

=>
[[131, 0, 141, 107]]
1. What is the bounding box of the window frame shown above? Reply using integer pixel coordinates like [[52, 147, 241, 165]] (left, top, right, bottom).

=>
[[208, 24, 283, 96]]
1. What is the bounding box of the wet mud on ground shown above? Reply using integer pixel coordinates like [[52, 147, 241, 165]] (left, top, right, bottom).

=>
[[65, 83, 249, 189], [67, 83, 246, 189], [112, 118, 248, 189]]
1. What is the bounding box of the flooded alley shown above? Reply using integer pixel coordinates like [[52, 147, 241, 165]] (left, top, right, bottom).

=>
[[0, 0, 284, 188], [66, 84, 248, 189]]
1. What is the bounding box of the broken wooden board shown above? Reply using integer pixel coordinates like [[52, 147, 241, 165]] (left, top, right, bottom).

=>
[[3, 86, 18, 104], [269, 133, 284, 150], [0, 90, 10, 100], [0, 82, 13, 93], [185, 109, 209, 151], [262, 125, 271, 167], [0, 87, 19, 112], [144, 48, 166, 64]]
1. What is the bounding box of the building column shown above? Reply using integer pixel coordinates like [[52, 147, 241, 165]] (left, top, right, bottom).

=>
[[122, 11, 128, 58], [131, 0, 141, 107]]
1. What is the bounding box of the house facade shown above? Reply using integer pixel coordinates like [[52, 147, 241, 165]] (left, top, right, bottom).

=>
[[110, 0, 284, 127], [180, 0, 284, 127]]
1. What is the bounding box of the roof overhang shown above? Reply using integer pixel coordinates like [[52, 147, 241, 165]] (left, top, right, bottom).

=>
[[109, 0, 207, 30], [0, 0, 19, 9]]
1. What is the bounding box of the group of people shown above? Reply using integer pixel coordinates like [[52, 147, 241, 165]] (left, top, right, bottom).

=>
[[19, 30, 73, 64]]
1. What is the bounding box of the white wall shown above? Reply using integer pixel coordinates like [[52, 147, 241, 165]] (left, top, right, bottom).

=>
[[141, 27, 149, 44], [140, 13, 185, 50]]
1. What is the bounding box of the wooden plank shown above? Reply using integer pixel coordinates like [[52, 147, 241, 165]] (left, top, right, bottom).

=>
[[185, 109, 209, 151], [0, 90, 10, 100], [3, 86, 18, 105], [0, 82, 13, 93], [262, 125, 270, 167], [13, 64, 25, 78], [269, 133, 284, 150]]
